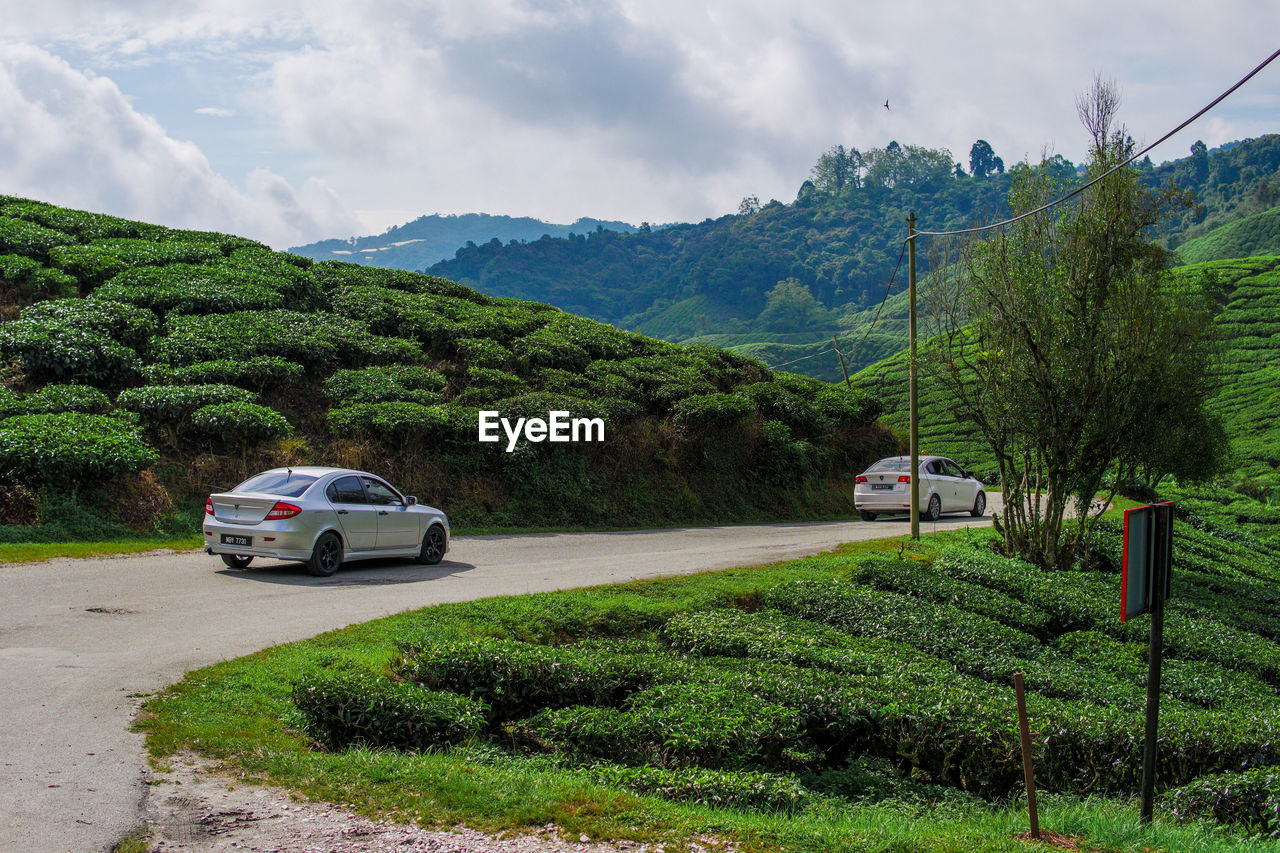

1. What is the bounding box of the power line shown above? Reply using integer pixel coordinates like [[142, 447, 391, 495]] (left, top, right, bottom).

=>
[[765, 239, 907, 371], [913, 47, 1280, 239]]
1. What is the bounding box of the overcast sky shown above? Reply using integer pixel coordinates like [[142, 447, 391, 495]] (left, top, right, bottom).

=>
[[2, 1, 1278, 248]]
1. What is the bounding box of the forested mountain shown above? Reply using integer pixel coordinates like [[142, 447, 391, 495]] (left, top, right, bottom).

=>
[[426, 136, 1280, 378], [289, 212, 636, 271]]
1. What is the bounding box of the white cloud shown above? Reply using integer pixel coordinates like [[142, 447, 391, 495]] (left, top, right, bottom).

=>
[[3, 2, 1280, 234], [0, 43, 360, 247], [194, 106, 234, 117]]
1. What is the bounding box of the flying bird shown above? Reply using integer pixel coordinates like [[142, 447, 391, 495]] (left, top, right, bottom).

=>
[[884, 100, 890, 111]]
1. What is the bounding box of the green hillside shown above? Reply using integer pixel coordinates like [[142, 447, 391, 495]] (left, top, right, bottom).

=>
[[421, 136, 1280, 384], [852, 256, 1280, 492], [0, 196, 897, 541], [1177, 206, 1280, 263]]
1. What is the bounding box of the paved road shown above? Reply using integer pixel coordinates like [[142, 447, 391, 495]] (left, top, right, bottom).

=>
[[0, 504, 999, 852]]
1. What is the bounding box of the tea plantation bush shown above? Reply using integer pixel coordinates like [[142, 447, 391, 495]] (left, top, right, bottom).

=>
[[154, 311, 422, 370], [49, 240, 224, 287], [117, 384, 255, 425], [586, 763, 812, 811], [293, 673, 486, 752], [18, 384, 111, 415], [0, 412, 156, 481], [0, 254, 78, 299], [327, 402, 475, 446], [324, 365, 446, 406], [143, 356, 304, 391], [190, 402, 292, 445], [0, 215, 74, 258], [1164, 766, 1280, 837]]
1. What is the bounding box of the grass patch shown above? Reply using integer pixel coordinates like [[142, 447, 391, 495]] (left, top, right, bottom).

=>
[[0, 534, 203, 564], [139, 510, 1280, 853]]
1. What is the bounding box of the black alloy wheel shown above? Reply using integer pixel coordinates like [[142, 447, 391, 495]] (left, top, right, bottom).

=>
[[307, 532, 343, 577], [418, 525, 447, 565], [221, 554, 253, 568], [859, 510, 877, 522], [971, 492, 987, 518], [923, 494, 942, 522]]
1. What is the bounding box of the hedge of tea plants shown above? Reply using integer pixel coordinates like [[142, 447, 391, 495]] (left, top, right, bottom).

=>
[[288, 512, 1280, 833], [0, 195, 897, 533]]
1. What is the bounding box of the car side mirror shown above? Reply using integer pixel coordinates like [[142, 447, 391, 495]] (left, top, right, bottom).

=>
[[406, 495, 418, 505]]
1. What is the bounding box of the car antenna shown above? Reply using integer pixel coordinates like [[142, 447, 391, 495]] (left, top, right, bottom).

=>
[[286, 466, 292, 482]]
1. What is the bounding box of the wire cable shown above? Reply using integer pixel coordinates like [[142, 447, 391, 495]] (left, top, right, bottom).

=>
[[913, 47, 1280, 238]]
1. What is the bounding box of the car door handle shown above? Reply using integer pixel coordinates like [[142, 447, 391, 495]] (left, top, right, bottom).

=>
[[336, 509, 349, 515], [378, 510, 389, 516]]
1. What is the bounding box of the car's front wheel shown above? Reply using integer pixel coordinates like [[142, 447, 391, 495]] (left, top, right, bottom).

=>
[[417, 524, 447, 565], [923, 494, 942, 522], [859, 510, 877, 522], [221, 554, 253, 569], [971, 492, 987, 517], [307, 532, 343, 577]]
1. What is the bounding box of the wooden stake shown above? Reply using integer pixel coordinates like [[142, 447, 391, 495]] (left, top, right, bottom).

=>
[[1014, 672, 1040, 839]]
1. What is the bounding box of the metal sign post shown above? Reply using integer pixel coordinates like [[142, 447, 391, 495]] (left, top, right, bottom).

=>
[[1122, 501, 1174, 824]]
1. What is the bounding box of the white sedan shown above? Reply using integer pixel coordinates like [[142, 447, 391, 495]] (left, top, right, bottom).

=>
[[854, 455, 987, 522], [203, 466, 449, 576]]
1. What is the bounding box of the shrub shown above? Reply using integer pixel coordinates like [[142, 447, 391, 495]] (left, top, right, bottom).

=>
[[397, 638, 682, 721], [1163, 766, 1280, 837], [0, 215, 74, 258], [117, 384, 255, 425], [0, 321, 141, 386], [813, 386, 882, 427], [324, 365, 447, 406], [739, 382, 826, 437], [292, 673, 487, 752], [0, 254, 78, 299], [453, 337, 512, 368], [142, 357, 304, 391], [0, 386, 19, 418], [20, 384, 111, 415], [671, 393, 755, 430], [452, 368, 528, 405], [154, 310, 423, 370], [587, 763, 812, 811], [190, 402, 292, 445], [48, 240, 224, 287], [0, 413, 156, 481], [515, 682, 813, 771], [20, 297, 157, 350], [327, 402, 474, 447]]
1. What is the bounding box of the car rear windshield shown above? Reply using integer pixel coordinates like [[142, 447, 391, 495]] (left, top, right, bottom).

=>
[[233, 471, 319, 497], [866, 458, 910, 473]]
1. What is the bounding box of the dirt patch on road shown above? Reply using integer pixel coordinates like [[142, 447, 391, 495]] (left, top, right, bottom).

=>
[[142, 754, 733, 853]]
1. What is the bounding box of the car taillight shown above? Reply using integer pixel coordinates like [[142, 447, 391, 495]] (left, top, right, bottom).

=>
[[205, 497, 214, 515], [265, 501, 302, 520], [898, 475, 911, 483], [855, 476, 867, 483]]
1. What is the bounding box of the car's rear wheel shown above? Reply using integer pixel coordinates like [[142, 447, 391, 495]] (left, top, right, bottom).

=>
[[859, 510, 877, 522], [971, 492, 987, 518], [220, 554, 253, 569], [417, 524, 447, 565], [307, 532, 343, 577], [923, 494, 942, 522]]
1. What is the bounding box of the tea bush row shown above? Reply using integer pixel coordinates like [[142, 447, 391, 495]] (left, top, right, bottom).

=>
[[143, 357, 304, 391], [324, 365, 446, 407], [154, 310, 423, 370], [49, 240, 222, 286], [0, 254, 77, 299], [0, 412, 156, 481], [117, 384, 255, 425], [292, 673, 486, 753], [190, 402, 292, 445], [1163, 766, 1280, 837], [327, 402, 475, 446], [0, 384, 111, 416], [586, 763, 811, 811]]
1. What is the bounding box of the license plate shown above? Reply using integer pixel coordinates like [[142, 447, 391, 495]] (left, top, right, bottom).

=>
[[872, 484, 893, 491], [221, 534, 252, 546]]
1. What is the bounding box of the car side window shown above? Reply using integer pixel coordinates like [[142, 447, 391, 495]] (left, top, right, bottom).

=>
[[362, 477, 403, 506], [327, 476, 367, 504], [947, 461, 968, 479], [926, 460, 943, 475]]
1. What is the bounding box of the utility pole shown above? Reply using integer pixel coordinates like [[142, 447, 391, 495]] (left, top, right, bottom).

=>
[[832, 334, 852, 390], [908, 212, 920, 540]]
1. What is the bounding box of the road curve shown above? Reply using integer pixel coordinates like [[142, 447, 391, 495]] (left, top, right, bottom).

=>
[[0, 504, 999, 852]]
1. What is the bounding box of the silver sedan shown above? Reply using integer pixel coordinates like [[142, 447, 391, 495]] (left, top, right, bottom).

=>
[[203, 466, 450, 576], [854, 455, 987, 522]]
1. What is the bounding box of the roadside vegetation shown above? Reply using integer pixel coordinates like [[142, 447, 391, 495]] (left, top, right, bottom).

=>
[[142, 493, 1280, 852], [0, 197, 897, 544]]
